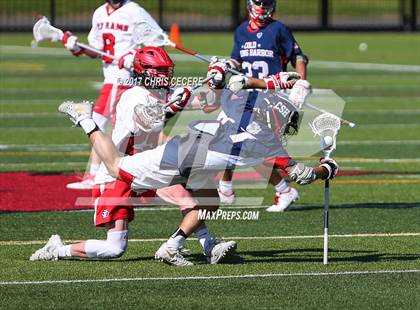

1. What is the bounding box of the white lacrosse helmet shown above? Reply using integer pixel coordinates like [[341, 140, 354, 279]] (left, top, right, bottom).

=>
[[133, 100, 165, 133]]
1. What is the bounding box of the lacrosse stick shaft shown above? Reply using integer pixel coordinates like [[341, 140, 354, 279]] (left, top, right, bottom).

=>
[[170, 43, 242, 75], [305, 102, 355, 128], [77, 42, 116, 61], [323, 179, 330, 265]]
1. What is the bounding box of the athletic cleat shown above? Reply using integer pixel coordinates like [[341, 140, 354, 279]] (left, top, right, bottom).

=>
[[58, 101, 93, 126], [179, 246, 191, 256], [66, 174, 95, 190], [155, 242, 193, 266], [266, 187, 299, 212], [217, 189, 236, 205], [206, 240, 237, 264], [29, 234, 63, 261], [30, 248, 56, 261]]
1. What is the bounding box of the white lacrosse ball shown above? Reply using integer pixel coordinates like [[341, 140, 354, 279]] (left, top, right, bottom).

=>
[[359, 42, 368, 52], [323, 136, 333, 147]]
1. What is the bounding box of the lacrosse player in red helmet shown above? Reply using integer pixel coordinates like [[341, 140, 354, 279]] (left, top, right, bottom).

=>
[[30, 47, 236, 265]]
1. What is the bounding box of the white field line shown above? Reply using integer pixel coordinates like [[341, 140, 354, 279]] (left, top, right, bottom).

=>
[[0, 269, 419, 286], [309, 60, 420, 73], [1, 140, 420, 152], [0, 97, 420, 106], [290, 140, 420, 146], [344, 109, 420, 114], [353, 124, 420, 129], [0, 162, 86, 167], [2, 232, 419, 246], [1, 45, 419, 73], [0, 113, 61, 118], [11, 125, 419, 131], [1, 147, 419, 164]]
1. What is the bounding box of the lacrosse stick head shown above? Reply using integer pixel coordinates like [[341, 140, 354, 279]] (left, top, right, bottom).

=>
[[133, 100, 166, 133], [132, 22, 174, 47], [310, 113, 341, 159], [32, 16, 63, 47]]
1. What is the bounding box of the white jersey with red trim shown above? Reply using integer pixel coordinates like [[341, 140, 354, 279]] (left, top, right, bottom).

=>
[[95, 86, 164, 184], [88, 1, 162, 84]]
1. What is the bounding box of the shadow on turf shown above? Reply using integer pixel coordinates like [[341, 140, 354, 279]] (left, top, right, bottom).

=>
[[241, 248, 420, 264], [64, 252, 245, 264], [292, 202, 420, 211]]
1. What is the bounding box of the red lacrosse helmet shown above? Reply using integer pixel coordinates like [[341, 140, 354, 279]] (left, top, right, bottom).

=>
[[247, 0, 276, 28], [133, 47, 175, 88]]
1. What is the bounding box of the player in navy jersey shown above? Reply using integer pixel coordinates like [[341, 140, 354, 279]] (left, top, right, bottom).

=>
[[56, 95, 338, 265], [206, 0, 311, 212]]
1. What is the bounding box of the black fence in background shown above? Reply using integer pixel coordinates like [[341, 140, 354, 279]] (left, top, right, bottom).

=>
[[0, 0, 418, 32]]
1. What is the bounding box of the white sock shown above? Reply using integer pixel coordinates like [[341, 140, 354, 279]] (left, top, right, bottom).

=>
[[195, 226, 215, 254], [219, 180, 233, 194], [89, 163, 100, 176], [57, 245, 72, 258], [275, 179, 290, 193], [79, 119, 98, 135], [167, 228, 187, 252]]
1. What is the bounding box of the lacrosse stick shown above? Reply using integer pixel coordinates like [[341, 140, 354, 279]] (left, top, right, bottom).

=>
[[134, 23, 242, 75], [164, 73, 216, 108], [32, 16, 115, 59], [305, 102, 355, 128], [310, 113, 341, 265]]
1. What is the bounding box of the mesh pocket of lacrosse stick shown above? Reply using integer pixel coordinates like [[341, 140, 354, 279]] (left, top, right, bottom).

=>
[[32, 16, 64, 47], [132, 22, 174, 47], [309, 113, 341, 156]]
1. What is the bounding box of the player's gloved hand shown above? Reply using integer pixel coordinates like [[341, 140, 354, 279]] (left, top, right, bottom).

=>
[[288, 163, 317, 185], [289, 80, 312, 109], [196, 88, 219, 113], [166, 87, 192, 114], [61, 31, 83, 56], [227, 75, 249, 93], [264, 72, 300, 91], [207, 56, 231, 89], [118, 51, 135, 70], [319, 158, 339, 180]]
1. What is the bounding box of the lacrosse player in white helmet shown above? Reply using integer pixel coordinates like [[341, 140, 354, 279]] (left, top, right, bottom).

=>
[[205, 0, 311, 212], [63, 0, 164, 190], [30, 47, 236, 265]]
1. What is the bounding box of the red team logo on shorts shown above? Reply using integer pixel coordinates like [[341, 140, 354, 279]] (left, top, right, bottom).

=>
[[101, 209, 109, 218]]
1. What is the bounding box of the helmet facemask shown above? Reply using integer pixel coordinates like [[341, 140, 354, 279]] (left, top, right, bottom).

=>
[[133, 101, 166, 133], [247, 0, 276, 28]]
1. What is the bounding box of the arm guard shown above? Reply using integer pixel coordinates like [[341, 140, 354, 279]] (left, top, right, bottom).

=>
[[291, 53, 309, 68]]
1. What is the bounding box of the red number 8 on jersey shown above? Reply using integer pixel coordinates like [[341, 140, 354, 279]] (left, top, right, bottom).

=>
[[102, 33, 115, 63]]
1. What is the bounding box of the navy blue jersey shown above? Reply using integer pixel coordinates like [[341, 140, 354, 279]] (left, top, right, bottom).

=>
[[231, 20, 303, 78], [222, 20, 303, 130]]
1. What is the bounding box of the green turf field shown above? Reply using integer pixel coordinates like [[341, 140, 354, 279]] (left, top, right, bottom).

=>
[[0, 32, 419, 309]]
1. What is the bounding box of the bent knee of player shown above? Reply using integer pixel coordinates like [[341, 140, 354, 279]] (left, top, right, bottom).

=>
[[98, 246, 126, 259]]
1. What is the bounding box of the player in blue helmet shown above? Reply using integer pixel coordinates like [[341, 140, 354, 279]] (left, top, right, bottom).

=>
[[206, 0, 311, 212]]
